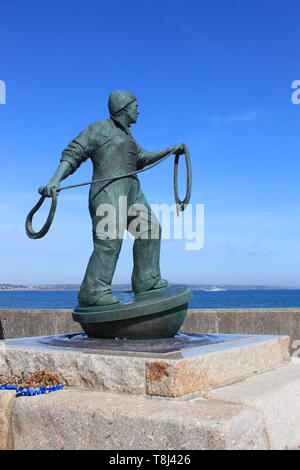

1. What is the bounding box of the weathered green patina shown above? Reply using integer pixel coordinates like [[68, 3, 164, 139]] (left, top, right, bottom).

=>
[[27, 91, 193, 338], [73, 286, 192, 338], [39, 91, 186, 308]]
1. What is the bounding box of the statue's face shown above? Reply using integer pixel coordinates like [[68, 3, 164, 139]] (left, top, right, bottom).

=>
[[126, 100, 139, 124]]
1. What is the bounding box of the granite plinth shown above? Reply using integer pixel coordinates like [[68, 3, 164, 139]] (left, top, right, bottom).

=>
[[73, 286, 192, 339], [1, 333, 290, 397], [8, 361, 300, 450]]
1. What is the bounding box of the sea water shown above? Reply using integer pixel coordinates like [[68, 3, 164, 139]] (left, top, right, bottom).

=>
[[0, 289, 300, 309]]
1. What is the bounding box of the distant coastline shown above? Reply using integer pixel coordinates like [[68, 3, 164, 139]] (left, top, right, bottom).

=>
[[0, 283, 298, 291]]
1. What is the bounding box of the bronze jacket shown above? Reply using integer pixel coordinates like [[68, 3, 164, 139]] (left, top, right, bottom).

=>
[[61, 117, 155, 179]]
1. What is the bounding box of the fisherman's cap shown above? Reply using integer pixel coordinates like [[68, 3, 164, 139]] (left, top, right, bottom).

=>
[[108, 91, 137, 116]]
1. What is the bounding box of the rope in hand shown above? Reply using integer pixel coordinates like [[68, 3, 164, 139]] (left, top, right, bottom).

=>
[[25, 144, 192, 239]]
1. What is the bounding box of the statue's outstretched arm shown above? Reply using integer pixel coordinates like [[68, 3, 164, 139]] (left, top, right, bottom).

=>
[[137, 143, 185, 169], [39, 161, 73, 197]]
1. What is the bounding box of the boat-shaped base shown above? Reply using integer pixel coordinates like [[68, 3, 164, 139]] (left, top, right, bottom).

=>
[[72, 286, 192, 339]]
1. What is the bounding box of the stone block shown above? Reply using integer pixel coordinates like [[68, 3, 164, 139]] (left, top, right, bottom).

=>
[[11, 389, 269, 450], [1, 333, 290, 397], [0, 390, 15, 450], [146, 335, 289, 397], [0, 347, 147, 394]]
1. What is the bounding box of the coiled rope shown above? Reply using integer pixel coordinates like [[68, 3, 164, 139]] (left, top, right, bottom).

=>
[[25, 144, 192, 239]]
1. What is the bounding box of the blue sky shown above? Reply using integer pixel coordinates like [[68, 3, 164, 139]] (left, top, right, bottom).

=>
[[1, 0, 300, 286]]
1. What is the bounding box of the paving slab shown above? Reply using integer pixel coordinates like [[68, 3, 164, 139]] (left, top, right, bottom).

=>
[[203, 358, 300, 450], [1, 333, 290, 397]]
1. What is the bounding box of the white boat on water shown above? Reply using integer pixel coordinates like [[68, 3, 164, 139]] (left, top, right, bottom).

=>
[[202, 285, 226, 292]]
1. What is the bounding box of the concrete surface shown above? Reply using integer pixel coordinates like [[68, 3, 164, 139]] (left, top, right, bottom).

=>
[[184, 308, 300, 356], [0, 309, 80, 339]]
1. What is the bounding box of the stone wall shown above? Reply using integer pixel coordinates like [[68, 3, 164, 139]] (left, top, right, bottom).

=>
[[1, 308, 300, 354], [183, 308, 300, 355], [0, 309, 79, 339]]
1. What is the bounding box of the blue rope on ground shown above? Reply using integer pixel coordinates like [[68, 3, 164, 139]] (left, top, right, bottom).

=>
[[0, 384, 64, 396]]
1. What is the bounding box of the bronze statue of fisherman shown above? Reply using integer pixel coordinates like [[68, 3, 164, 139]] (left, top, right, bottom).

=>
[[39, 91, 185, 307]]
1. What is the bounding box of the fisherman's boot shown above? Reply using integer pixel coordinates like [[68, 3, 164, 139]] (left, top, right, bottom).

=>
[[94, 292, 119, 306], [150, 279, 169, 290]]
